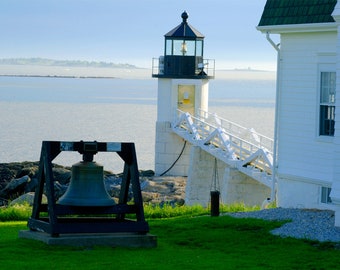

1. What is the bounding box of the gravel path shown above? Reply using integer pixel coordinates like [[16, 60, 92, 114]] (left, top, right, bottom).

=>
[[228, 208, 340, 243]]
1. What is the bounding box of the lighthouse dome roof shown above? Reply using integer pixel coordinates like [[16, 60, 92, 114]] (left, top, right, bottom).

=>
[[165, 11, 204, 39]]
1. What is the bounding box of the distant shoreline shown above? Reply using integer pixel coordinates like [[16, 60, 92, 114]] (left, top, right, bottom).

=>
[[0, 64, 150, 79], [0, 64, 276, 80], [0, 74, 116, 79]]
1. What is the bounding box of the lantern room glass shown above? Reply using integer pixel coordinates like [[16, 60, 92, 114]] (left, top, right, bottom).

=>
[[196, 40, 203, 57], [166, 39, 172, 55], [165, 39, 201, 56]]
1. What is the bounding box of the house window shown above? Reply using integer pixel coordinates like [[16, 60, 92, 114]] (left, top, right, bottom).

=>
[[321, 187, 332, 204], [319, 72, 336, 136]]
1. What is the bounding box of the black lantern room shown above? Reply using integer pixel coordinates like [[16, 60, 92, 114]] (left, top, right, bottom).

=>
[[152, 11, 215, 79]]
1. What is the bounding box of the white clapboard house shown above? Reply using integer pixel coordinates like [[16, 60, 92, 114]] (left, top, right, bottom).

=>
[[256, 0, 340, 225]]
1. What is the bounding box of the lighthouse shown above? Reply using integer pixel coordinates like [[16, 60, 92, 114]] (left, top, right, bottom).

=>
[[152, 11, 215, 176]]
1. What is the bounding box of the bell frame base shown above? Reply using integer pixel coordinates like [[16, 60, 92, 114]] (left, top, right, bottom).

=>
[[19, 230, 157, 248]]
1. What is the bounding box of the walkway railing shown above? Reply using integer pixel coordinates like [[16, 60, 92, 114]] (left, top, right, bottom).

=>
[[172, 109, 274, 188], [196, 109, 274, 152]]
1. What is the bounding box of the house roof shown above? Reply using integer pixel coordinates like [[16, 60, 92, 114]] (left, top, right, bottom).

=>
[[258, 0, 337, 27]]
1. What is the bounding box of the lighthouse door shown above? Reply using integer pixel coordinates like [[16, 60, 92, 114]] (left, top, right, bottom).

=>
[[178, 85, 195, 116]]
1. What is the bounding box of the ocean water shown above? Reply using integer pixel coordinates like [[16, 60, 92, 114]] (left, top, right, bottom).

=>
[[0, 75, 276, 173]]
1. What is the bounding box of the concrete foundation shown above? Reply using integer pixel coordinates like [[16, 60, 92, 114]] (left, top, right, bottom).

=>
[[19, 230, 157, 248], [185, 146, 225, 206], [223, 168, 271, 206], [185, 146, 271, 207]]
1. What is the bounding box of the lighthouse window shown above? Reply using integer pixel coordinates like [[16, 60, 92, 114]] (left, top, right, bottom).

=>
[[319, 71, 336, 136], [185, 41, 195, 56], [165, 39, 172, 55], [173, 40, 195, 56], [196, 40, 203, 57]]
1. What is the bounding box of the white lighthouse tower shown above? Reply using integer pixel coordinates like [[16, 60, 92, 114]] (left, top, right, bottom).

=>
[[152, 11, 215, 176]]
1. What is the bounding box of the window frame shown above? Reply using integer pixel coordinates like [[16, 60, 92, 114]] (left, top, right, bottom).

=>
[[321, 186, 332, 204], [318, 65, 336, 138]]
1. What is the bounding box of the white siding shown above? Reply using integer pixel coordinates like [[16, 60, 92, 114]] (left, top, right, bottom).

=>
[[277, 31, 336, 182]]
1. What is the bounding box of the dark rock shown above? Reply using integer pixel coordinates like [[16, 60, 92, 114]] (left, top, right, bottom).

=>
[[141, 191, 158, 202], [52, 167, 71, 185], [9, 192, 47, 206], [139, 170, 155, 177], [0, 164, 19, 189], [0, 175, 30, 199], [53, 181, 68, 200], [0, 162, 39, 188], [24, 177, 38, 193], [17, 164, 39, 178]]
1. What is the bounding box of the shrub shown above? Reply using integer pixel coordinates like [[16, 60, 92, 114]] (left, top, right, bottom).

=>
[[0, 202, 264, 221], [0, 203, 32, 221]]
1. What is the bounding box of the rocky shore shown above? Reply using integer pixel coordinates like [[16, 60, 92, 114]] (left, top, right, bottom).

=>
[[0, 161, 186, 206]]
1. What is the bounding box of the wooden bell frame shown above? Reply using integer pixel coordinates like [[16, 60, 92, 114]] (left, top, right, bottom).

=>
[[28, 141, 149, 237]]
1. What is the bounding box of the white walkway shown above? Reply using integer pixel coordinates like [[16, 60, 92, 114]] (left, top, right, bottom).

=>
[[172, 109, 274, 188]]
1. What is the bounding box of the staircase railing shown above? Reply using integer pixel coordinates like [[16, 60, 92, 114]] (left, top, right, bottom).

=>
[[196, 109, 273, 153], [172, 109, 274, 187]]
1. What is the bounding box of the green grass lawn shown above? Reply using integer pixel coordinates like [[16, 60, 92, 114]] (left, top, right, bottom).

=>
[[1, 215, 340, 269]]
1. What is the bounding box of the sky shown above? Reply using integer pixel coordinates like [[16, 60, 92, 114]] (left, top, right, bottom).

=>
[[0, 0, 278, 70]]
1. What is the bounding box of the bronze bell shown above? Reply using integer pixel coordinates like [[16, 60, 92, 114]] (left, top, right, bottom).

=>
[[58, 160, 115, 207]]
